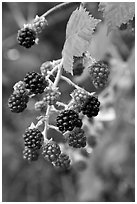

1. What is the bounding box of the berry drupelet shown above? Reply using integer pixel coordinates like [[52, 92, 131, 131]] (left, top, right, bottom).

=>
[[24, 71, 48, 94], [42, 141, 61, 162], [54, 153, 71, 170], [8, 92, 29, 113], [17, 26, 36, 48], [23, 128, 43, 150], [81, 96, 100, 118], [56, 109, 82, 132], [23, 147, 39, 161], [68, 127, 86, 148], [89, 60, 110, 89]]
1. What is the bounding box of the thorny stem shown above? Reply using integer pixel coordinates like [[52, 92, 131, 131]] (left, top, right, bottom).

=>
[[41, 2, 80, 20]]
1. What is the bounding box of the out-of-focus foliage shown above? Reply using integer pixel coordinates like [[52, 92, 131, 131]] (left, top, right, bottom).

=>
[[2, 2, 135, 202]]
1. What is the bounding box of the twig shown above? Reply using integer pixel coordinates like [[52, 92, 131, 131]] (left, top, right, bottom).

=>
[[61, 75, 80, 89]]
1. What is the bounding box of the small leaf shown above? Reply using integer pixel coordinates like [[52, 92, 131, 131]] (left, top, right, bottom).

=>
[[99, 2, 135, 34], [62, 5, 101, 74]]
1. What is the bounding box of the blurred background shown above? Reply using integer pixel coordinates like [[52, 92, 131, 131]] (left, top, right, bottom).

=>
[[2, 2, 135, 202]]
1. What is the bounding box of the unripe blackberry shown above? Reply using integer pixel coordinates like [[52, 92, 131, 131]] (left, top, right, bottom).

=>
[[54, 153, 71, 170], [24, 71, 48, 94], [42, 141, 61, 162], [23, 147, 39, 161], [43, 88, 61, 105], [40, 61, 53, 76], [8, 92, 29, 113], [89, 60, 110, 89], [17, 26, 36, 48], [68, 127, 86, 148], [23, 128, 43, 150], [56, 109, 82, 132], [81, 96, 100, 118], [71, 88, 89, 106], [35, 101, 47, 112], [13, 81, 28, 95], [73, 56, 84, 76], [32, 15, 47, 34]]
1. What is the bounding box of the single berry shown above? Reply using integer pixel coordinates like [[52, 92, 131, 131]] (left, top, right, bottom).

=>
[[43, 88, 61, 105], [17, 26, 36, 48], [81, 96, 100, 118], [89, 60, 110, 89], [73, 56, 84, 76], [13, 81, 28, 95], [23, 147, 39, 161], [24, 71, 48, 94], [23, 128, 43, 150], [54, 153, 71, 170], [40, 61, 53, 76], [35, 100, 47, 112], [68, 127, 86, 148], [56, 109, 82, 132], [71, 88, 89, 106], [8, 92, 29, 113], [32, 15, 47, 34], [42, 141, 61, 162]]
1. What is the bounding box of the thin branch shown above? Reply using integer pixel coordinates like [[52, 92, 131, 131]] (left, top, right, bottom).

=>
[[61, 75, 80, 89], [41, 2, 80, 20]]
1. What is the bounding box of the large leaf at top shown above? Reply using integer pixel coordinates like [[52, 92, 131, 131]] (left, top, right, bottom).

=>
[[98, 2, 135, 34], [62, 5, 101, 74]]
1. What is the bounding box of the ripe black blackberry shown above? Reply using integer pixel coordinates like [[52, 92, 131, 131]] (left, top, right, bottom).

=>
[[56, 109, 82, 132], [42, 141, 61, 162], [8, 92, 29, 113], [81, 96, 100, 118], [54, 153, 71, 170], [68, 127, 86, 148], [17, 26, 36, 48], [23, 128, 43, 150], [24, 71, 48, 94], [23, 147, 39, 161], [89, 60, 110, 89]]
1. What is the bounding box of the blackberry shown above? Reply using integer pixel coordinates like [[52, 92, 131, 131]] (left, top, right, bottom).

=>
[[43, 88, 61, 105], [73, 56, 84, 76], [24, 71, 48, 94], [56, 109, 82, 132], [35, 100, 47, 112], [81, 96, 100, 118], [17, 26, 36, 48], [8, 92, 29, 113], [54, 153, 71, 170], [40, 61, 53, 76], [23, 147, 39, 161], [71, 88, 89, 106], [13, 81, 28, 95], [33, 15, 47, 34], [23, 128, 43, 150], [42, 141, 61, 162], [89, 60, 110, 89], [68, 127, 86, 148]]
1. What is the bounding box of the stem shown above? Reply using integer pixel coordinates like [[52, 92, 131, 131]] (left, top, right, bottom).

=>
[[53, 59, 63, 88], [61, 75, 80, 89], [43, 105, 51, 141], [41, 2, 80, 19]]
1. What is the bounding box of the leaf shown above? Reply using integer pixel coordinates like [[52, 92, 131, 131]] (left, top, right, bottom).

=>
[[98, 2, 135, 34], [62, 5, 101, 74]]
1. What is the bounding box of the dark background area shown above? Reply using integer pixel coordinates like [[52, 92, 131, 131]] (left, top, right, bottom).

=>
[[2, 2, 135, 202]]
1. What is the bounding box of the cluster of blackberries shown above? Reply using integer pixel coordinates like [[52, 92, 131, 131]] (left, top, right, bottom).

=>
[[8, 71, 48, 113], [22, 127, 71, 169]]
